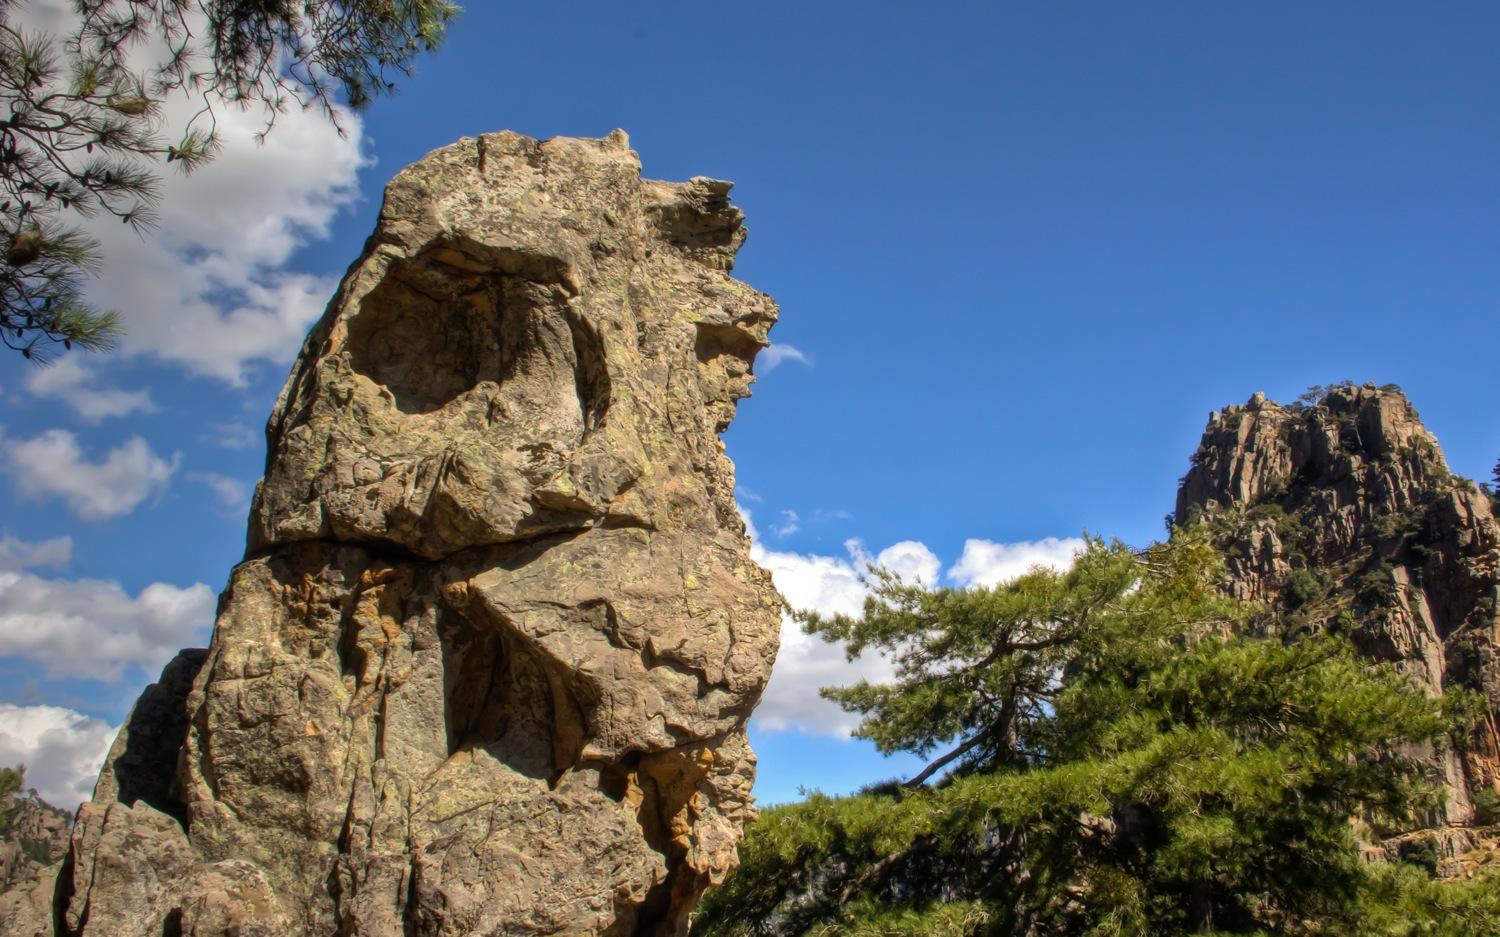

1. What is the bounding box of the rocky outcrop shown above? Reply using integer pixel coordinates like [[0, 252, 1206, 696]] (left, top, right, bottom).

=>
[[0, 789, 70, 936], [1175, 384, 1500, 843], [28, 131, 782, 936], [0, 791, 69, 889]]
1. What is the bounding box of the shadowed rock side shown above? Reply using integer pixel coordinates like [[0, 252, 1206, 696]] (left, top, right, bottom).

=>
[[1175, 385, 1500, 860], [24, 131, 782, 937]]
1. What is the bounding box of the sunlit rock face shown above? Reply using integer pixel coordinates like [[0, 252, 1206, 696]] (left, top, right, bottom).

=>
[[1177, 385, 1500, 853], [41, 131, 782, 937]]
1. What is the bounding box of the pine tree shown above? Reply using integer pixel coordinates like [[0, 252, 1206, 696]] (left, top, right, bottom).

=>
[[694, 533, 1487, 936], [0, 0, 456, 360], [0, 764, 23, 833]]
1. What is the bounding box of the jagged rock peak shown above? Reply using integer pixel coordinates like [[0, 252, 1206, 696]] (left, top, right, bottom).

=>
[[0, 791, 70, 929], [1175, 383, 1500, 853], [1178, 383, 1447, 527], [19, 131, 783, 937]]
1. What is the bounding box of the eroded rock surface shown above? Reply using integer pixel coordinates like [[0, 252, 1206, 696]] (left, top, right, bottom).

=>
[[0, 787, 71, 937], [32, 131, 781, 936], [1175, 384, 1500, 852]]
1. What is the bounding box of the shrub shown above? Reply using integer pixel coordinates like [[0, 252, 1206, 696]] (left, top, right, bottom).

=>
[[1284, 568, 1332, 609]]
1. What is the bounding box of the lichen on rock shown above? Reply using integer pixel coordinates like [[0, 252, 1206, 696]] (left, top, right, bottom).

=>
[[30, 130, 782, 937]]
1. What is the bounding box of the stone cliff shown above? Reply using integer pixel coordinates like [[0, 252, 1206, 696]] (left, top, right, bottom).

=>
[[1175, 384, 1500, 858], [18, 130, 783, 936], [0, 789, 70, 929]]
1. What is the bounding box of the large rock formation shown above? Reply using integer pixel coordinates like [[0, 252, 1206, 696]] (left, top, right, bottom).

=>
[[36, 131, 783, 936], [1175, 384, 1500, 854]]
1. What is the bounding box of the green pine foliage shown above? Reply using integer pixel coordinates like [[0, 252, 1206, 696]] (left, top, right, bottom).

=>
[[694, 533, 1491, 937], [1, 1, 457, 360], [0, 764, 21, 826], [799, 539, 1148, 784], [1359, 863, 1500, 937]]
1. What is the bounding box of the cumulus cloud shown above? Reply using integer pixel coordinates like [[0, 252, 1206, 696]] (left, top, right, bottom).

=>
[[759, 344, 812, 372], [748, 541, 889, 738], [15, 1, 366, 385], [848, 538, 942, 588], [0, 568, 214, 681], [3, 429, 178, 520], [22, 358, 155, 424], [947, 537, 1086, 588], [0, 704, 118, 810], [743, 506, 942, 738]]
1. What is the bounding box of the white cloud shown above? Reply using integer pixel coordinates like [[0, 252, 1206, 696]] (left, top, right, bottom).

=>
[[773, 509, 801, 538], [0, 542, 203, 814], [201, 419, 259, 451], [740, 504, 761, 542], [847, 538, 942, 588], [0, 704, 118, 811], [15, 1, 366, 385], [0, 534, 71, 572], [3, 429, 178, 520], [740, 507, 1082, 739], [764, 507, 854, 539], [0, 570, 214, 681], [22, 357, 156, 424], [759, 344, 812, 372], [947, 537, 1086, 588], [749, 541, 889, 738], [187, 471, 251, 511], [744, 505, 942, 738]]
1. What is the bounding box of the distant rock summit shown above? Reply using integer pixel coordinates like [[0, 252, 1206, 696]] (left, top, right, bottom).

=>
[[4, 130, 783, 936], [1176, 384, 1500, 859], [0, 790, 70, 927]]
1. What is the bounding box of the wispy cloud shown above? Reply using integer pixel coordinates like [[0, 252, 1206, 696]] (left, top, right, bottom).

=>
[[766, 506, 854, 538], [22, 358, 155, 425], [759, 343, 812, 372], [200, 419, 260, 451], [188, 471, 252, 512], [773, 509, 801, 538], [0, 534, 71, 573]]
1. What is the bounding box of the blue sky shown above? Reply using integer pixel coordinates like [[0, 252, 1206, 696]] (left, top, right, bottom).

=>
[[0, 0, 1497, 808]]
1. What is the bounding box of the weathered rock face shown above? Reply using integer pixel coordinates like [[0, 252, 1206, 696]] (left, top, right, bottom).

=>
[[42, 131, 782, 936], [1175, 385, 1500, 837], [0, 789, 71, 935]]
